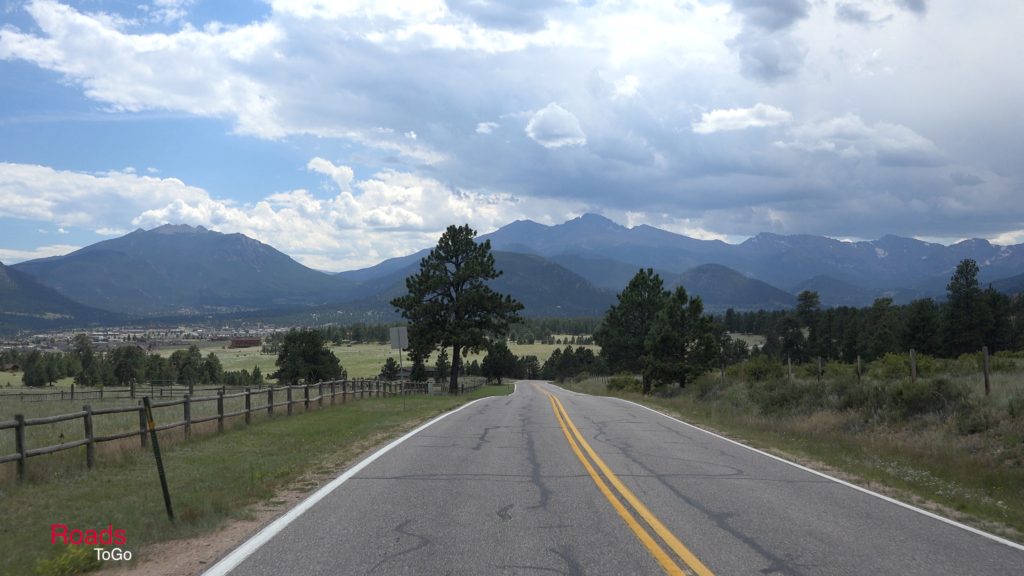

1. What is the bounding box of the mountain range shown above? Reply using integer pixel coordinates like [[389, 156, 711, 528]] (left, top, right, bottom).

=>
[[3, 214, 1024, 332]]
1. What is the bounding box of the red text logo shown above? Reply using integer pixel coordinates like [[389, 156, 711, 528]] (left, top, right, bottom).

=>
[[50, 524, 127, 547]]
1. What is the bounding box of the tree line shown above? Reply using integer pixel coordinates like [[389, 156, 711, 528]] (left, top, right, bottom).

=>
[[722, 259, 1022, 363], [7, 334, 265, 388]]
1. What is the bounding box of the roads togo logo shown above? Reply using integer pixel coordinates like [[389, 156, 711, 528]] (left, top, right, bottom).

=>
[[51, 523, 132, 561]]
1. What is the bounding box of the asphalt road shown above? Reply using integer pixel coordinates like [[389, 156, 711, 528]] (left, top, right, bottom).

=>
[[206, 381, 1024, 575]]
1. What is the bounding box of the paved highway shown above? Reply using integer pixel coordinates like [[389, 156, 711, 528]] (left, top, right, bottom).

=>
[[205, 381, 1024, 575]]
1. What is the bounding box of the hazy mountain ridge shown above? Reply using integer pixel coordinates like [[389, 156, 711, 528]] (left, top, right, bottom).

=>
[[13, 224, 352, 315], [0, 260, 117, 331], [6, 216, 1024, 331]]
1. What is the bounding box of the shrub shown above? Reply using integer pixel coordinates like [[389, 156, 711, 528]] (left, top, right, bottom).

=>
[[748, 377, 808, 414], [742, 355, 784, 382], [34, 546, 102, 576], [886, 377, 969, 419], [606, 373, 641, 393]]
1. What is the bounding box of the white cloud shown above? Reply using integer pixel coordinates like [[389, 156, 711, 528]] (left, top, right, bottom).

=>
[[131, 161, 588, 270], [613, 75, 639, 99], [782, 113, 943, 166], [306, 157, 354, 191], [990, 230, 1024, 246], [525, 103, 586, 149], [475, 122, 499, 134], [0, 244, 79, 264], [693, 103, 793, 134], [0, 162, 210, 228]]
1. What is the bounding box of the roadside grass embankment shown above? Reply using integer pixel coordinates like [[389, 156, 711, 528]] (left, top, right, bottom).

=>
[[0, 383, 512, 576], [563, 352, 1024, 544]]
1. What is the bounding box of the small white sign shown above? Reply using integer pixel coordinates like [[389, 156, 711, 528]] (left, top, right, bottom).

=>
[[389, 326, 408, 350]]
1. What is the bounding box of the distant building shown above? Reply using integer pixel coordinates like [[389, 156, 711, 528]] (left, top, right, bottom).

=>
[[229, 338, 262, 349]]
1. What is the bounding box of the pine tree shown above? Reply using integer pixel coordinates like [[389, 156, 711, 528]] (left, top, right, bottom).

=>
[[642, 286, 717, 390], [391, 224, 523, 393], [593, 269, 669, 392], [945, 259, 988, 356]]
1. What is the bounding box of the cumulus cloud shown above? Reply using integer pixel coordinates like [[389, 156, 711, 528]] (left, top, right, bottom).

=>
[[0, 162, 209, 229], [693, 104, 792, 134], [896, 0, 927, 14], [728, 0, 810, 82], [950, 172, 983, 187], [525, 103, 586, 149], [0, 160, 577, 271], [131, 165, 588, 269], [781, 114, 943, 166], [835, 2, 893, 27], [475, 122, 499, 134], [1, 0, 1022, 250], [0, 244, 80, 264], [307, 157, 354, 191], [731, 0, 810, 31]]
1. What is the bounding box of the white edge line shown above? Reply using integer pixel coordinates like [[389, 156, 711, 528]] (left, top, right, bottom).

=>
[[610, 396, 1024, 552], [202, 395, 493, 576]]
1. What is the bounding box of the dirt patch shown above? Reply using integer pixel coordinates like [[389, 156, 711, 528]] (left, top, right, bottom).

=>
[[94, 429, 406, 576]]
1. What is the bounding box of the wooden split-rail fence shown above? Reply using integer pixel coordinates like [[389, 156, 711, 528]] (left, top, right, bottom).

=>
[[0, 378, 485, 481]]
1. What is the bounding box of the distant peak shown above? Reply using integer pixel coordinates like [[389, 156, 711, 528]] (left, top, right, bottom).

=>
[[567, 213, 621, 229], [150, 223, 210, 235]]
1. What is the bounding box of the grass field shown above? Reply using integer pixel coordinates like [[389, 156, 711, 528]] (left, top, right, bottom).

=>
[[0, 384, 512, 576], [151, 336, 596, 380]]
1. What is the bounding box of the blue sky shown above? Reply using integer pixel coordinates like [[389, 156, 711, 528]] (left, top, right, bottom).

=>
[[1, 0, 1022, 271]]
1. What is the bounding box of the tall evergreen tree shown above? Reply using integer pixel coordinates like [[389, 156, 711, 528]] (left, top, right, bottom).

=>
[[391, 224, 523, 394], [642, 286, 716, 390], [945, 259, 988, 356], [594, 268, 669, 391], [902, 298, 942, 356]]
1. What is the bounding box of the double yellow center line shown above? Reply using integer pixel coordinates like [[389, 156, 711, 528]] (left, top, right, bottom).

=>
[[545, 390, 714, 576]]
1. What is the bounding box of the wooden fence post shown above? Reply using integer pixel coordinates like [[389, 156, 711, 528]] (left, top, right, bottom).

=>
[[817, 357, 823, 382], [71, 384, 75, 400], [245, 388, 252, 425], [856, 355, 862, 385], [910, 349, 918, 384], [268, 387, 274, 418], [83, 405, 95, 470], [983, 346, 991, 396], [787, 357, 793, 381], [287, 386, 293, 416], [304, 384, 310, 411], [217, 390, 225, 433], [14, 414, 26, 481], [318, 382, 324, 408], [342, 381, 347, 403], [138, 402, 148, 449], [184, 394, 192, 440], [330, 381, 336, 405]]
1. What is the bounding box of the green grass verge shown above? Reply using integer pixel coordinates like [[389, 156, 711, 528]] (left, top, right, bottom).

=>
[[562, 377, 1024, 544], [0, 384, 512, 576]]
